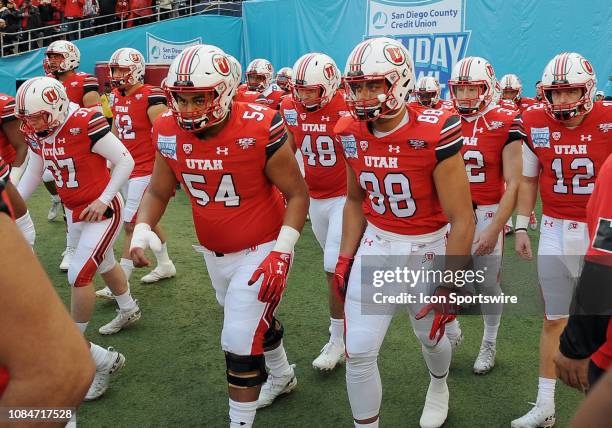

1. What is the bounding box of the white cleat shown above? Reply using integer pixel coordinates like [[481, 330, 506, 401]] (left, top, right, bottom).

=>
[[511, 402, 556, 428], [419, 380, 449, 428], [98, 301, 141, 335], [473, 341, 496, 374], [47, 199, 61, 221], [140, 261, 176, 284], [59, 247, 75, 272], [95, 286, 115, 301], [85, 347, 125, 401], [447, 331, 464, 351], [312, 341, 345, 371], [257, 364, 297, 409]]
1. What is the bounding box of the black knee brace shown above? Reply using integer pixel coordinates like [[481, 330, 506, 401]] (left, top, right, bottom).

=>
[[225, 352, 267, 388], [263, 317, 284, 350]]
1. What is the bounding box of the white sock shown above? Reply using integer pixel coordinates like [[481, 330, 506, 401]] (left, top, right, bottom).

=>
[[153, 242, 171, 265], [15, 211, 35, 246], [120, 258, 134, 281], [537, 377, 556, 406], [482, 317, 500, 343], [355, 421, 379, 428], [421, 337, 451, 392], [114, 290, 137, 311], [445, 319, 461, 337], [429, 371, 448, 393], [51, 194, 61, 203], [264, 340, 291, 377], [90, 343, 109, 370], [75, 321, 88, 333], [330, 318, 344, 344], [228, 399, 257, 428]]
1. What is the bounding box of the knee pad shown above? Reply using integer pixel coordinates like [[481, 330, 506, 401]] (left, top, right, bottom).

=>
[[225, 352, 267, 388], [412, 316, 439, 349], [42, 168, 54, 183], [263, 317, 284, 350], [346, 353, 378, 379], [98, 252, 116, 275], [15, 211, 35, 246]]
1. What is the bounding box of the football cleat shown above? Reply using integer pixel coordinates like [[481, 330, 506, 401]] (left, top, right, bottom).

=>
[[257, 364, 297, 409], [47, 198, 61, 221], [140, 261, 176, 284], [447, 330, 464, 351], [59, 246, 75, 272], [511, 402, 556, 428], [473, 341, 496, 374], [312, 341, 345, 371], [529, 211, 539, 231], [95, 286, 115, 301], [419, 380, 449, 428], [98, 301, 141, 335], [85, 347, 125, 401]]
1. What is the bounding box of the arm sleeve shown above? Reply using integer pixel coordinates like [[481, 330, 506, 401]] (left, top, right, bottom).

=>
[[435, 115, 463, 162], [91, 132, 134, 205], [522, 142, 540, 177], [16, 149, 44, 201], [266, 112, 287, 159]]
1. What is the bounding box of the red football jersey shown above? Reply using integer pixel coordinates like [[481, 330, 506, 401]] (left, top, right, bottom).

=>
[[523, 101, 612, 222], [153, 102, 286, 253], [235, 85, 284, 110], [334, 104, 463, 235], [501, 97, 538, 114], [280, 92, 348, 199], [0, 93, 17, 165], [111, 84, 166, 178], [408, 99, 455, 113], [459, 106, 525, 205], [61, 72, 99, 107], [0, 366, 8, 398], [26, 108, 111, 219]]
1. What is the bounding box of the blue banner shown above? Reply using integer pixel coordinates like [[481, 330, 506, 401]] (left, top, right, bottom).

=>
[[0, 15, 243, 95]]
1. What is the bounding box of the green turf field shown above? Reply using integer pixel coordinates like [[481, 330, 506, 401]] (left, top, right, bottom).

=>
[[29, 188, 582, 427]]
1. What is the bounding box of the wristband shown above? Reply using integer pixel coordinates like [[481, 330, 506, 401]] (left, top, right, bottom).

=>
[[273, 225, 300, 253], [515, 214, 530, 230]]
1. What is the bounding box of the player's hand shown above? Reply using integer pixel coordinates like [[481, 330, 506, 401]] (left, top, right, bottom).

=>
[[554, 351, 590, 392], [515, 230, 533, 260], [333, 255, 354, 303], [473, 224, 500, 256], [129, 223, 162, 267], [248, 251, 292, 303], [79, 199, 109, 222], [415, 286, 459, 344]]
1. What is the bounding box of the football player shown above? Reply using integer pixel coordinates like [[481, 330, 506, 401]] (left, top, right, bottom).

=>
[[280, 53, 347, 370], [0, 156, 35, 246], [235, 59, 285, 109], [42, 40, 102, 271], [0, 94, 35, 245], [411, 76, 454, 111], [16, 77, 139, 401], [500, 74, 538, 113], [0, 182, 94, 415], [535, 80, 544, 102], [130, 45, 309, 428], [444, 57, 525, 374], [275, 67, 293, 95], [334, 37, 474, 428], [512, 52, 612, 428], [95, 48, 175, 301]]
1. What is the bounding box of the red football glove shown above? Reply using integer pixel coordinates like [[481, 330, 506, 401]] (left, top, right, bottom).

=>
[[248, 251, 292, 303], [333, 255, 354, 303], [415, 286, 459, 344]]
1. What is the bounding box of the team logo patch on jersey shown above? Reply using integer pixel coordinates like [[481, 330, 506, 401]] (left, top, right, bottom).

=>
[[70, 81, 78, 87], [340, 135, 358, 158], [552, 131, 561, 141], [300, 113, 307, 121], [135, 93, 143, 101], [157, 134, 177, 160], [237, 138, 256, 150], [69, 128, 81, 135], [488, 121, 504, 130], [408, 139, 427, 149], [283, 109, 298, 126], [360, 140, 369, 152], [530, 127, 550, 148], [182, 143, 192, 155], [598, 123, 612, 133]]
